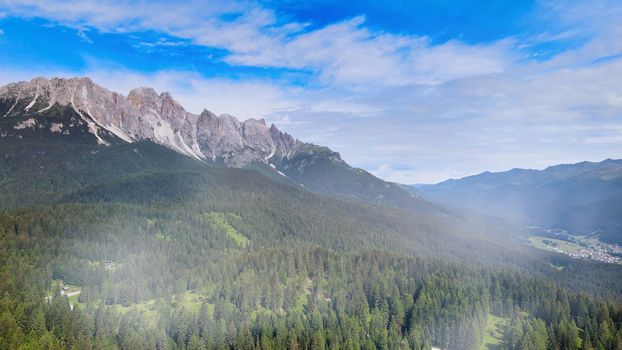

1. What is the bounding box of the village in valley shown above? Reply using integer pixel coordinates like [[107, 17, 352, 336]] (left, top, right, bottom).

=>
[[529, 228, 622, 265]]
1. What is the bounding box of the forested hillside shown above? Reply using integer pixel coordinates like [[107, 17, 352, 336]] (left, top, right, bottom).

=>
[[1, 133, 622, 349], [2, 210, 622, 349]]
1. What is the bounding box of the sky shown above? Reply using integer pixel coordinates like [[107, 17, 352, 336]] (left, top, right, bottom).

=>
[[0, 0, 621, 184]]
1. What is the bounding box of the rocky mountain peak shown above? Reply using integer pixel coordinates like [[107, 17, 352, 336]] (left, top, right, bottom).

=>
[[0, 76, 302, 165], [127, 87, 158, 107]]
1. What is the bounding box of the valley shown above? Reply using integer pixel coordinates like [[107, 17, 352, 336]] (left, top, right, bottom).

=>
[[529, 234, 622, 265]]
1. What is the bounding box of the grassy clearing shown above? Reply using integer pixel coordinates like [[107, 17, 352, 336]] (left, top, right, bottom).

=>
[[207, 212, 250, 247], [529, 235, 605, 254], [295, 293, 308, 312], [111, 299, 160, 326], [110, 290, 214, 326], [50, 278, 215, 321], [529, 236, 582, 253], [174, 290, 214, 314], [480, 314, 509, 350]]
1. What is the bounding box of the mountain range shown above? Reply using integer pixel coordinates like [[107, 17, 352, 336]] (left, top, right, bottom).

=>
[[0, 76, 537, 270], [0, 77, 421, 209], [3, 77, 621, 247], [414, 159, 622, 243], [0, 76, 553, 266]]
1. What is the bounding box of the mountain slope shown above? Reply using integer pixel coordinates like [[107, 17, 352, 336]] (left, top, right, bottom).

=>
[[0, 77, 422, 207], [0, 132, 508, 261], [4, 123, 622, 298], [415, 159, 622, 242]]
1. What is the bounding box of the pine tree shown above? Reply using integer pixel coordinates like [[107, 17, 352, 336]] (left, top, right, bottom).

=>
[[582, 334, 594, 350]]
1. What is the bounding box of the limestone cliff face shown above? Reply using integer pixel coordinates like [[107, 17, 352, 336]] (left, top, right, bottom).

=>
[[0, 77, 303, 165]]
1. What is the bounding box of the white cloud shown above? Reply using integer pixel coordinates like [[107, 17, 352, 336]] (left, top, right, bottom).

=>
[[0, 1, 295, 53], [0, 1, 516, 88], [268, 54, 622, 183], [524, 0, 622, 68], [225, 16, 515, 87], [76, 29, 92, 43]]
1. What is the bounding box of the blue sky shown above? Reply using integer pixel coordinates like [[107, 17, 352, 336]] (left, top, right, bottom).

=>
[[1, 0, 621, 183]]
